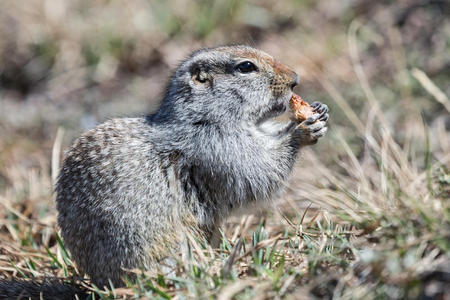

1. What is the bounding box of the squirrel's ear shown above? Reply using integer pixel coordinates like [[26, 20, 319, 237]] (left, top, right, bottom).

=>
[[190, 64, 211, 86]]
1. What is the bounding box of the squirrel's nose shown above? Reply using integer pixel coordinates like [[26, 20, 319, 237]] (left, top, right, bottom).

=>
[[290, 73, 299, 91]]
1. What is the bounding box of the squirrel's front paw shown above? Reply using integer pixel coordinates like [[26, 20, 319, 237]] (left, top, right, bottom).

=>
[[294, 102, 329, 145]]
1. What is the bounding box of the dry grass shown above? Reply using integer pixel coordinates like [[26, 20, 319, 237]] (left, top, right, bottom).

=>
[[0, 0, 449, 299]]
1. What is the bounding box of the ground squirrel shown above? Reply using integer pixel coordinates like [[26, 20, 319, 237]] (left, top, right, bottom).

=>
[[55, 45, 329, 288]]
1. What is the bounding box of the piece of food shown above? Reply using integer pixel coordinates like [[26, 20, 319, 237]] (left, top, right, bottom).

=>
[[289, 93, 314, 122]]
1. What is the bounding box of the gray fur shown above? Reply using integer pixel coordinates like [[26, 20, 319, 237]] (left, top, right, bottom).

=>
[[0, 279, 87, 299], [56, 45, 329, 288]]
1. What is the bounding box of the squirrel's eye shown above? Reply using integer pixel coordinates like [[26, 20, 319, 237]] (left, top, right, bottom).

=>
[[236, 61, 257, 73]]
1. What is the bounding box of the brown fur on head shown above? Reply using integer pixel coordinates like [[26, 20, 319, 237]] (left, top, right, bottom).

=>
[[157, 45, 299, 125], [215, 45, 299, 98]]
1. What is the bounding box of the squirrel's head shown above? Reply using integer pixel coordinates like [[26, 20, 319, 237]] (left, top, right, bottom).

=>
[[156, 45, 298, 126]]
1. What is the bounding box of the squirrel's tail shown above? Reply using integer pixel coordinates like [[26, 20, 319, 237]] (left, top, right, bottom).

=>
[[0, 279, 88, 300]]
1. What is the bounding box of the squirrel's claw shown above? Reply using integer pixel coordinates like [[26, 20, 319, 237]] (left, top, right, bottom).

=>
[[319, 112, 329, 122], [312, 102, 328, 114]]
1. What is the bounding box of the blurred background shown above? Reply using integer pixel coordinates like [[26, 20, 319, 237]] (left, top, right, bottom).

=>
[[1, 1, 448, 174], [0, 0, 449, 297], [1, 0, 449, 245]]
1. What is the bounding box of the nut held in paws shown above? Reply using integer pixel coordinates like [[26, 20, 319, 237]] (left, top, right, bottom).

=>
[[289, 93, 314, 122]]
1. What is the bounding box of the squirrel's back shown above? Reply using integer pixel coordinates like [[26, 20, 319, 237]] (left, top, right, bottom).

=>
[[57, 117, 193, 287]]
